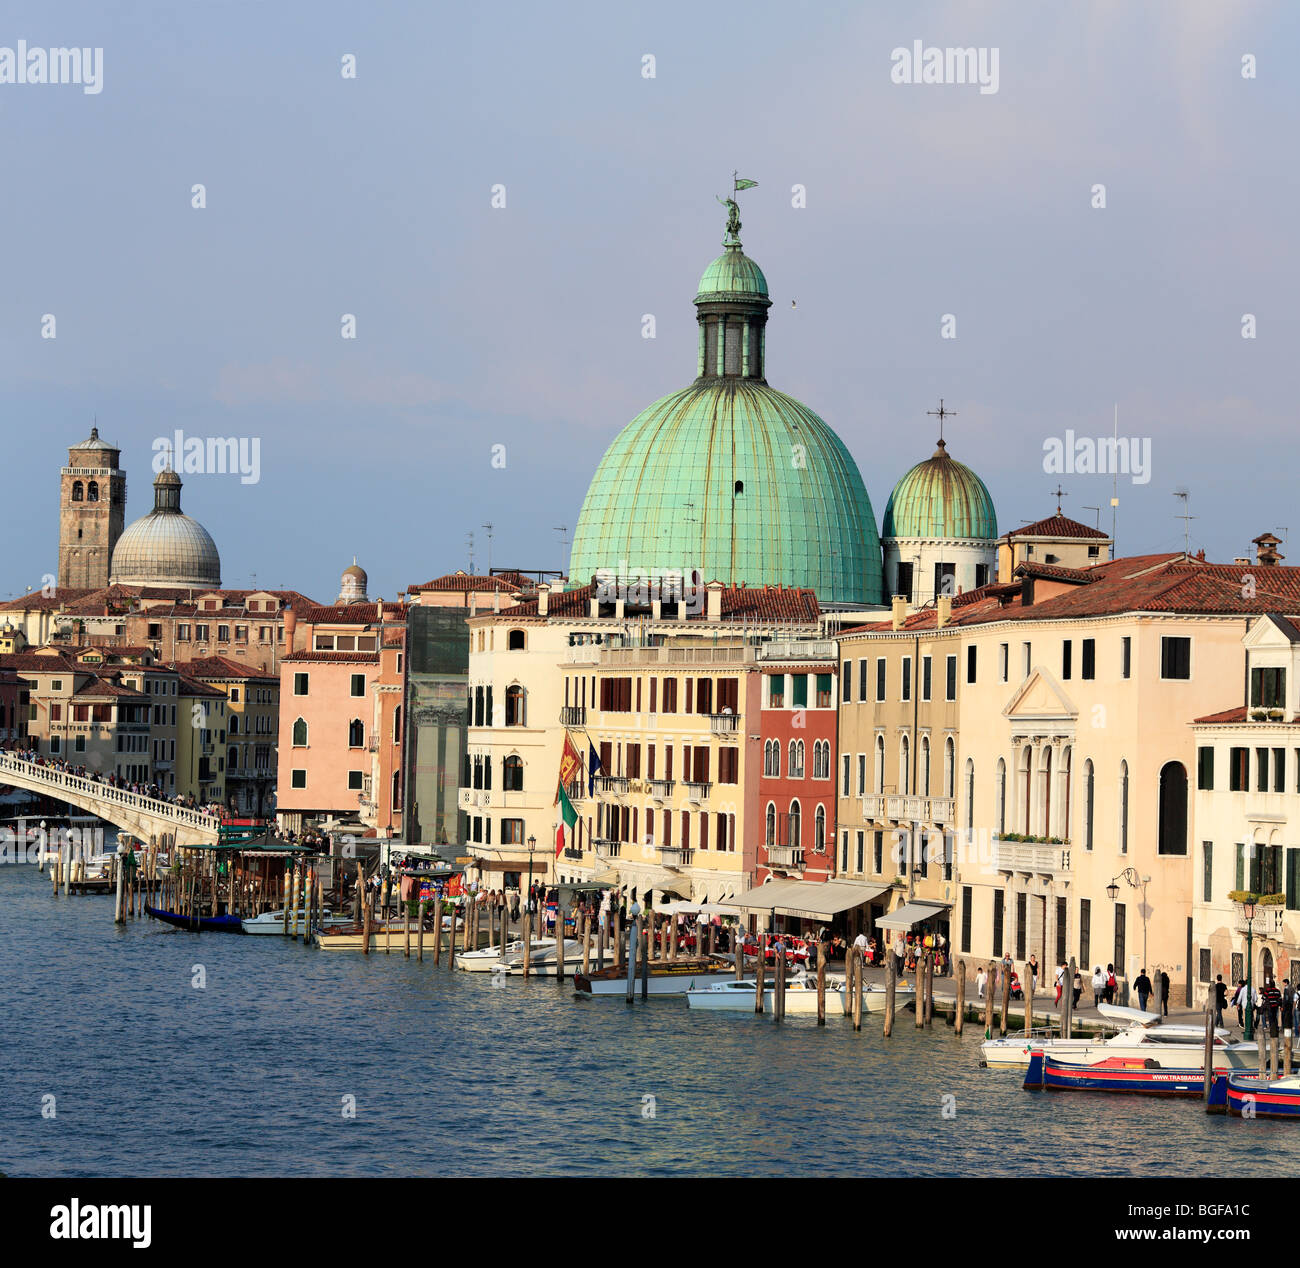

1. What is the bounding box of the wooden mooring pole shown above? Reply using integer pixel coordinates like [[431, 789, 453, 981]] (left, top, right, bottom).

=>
[[1025, 964, 1035, 1038], [626, 915, 640, 1003], [954, 958, 966, 1035], [816, 939, 827, 1026], [417, 900, 426, 963], [923, 950, 934, 1027], [852, 947, 864, 1032], [774, 944, 786, 1022], [1000, 962, 1011, 1036], [914, 950, 924, 1029], [754, 942, 766, 1014]]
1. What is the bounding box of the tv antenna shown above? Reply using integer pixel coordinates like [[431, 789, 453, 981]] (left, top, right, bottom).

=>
[[466, 531, 475, 573], [482, 522, 494, 573], [554, 525, 569, 557], [1173, 489, 1196, 558], [1081, 506, 1101, 530]]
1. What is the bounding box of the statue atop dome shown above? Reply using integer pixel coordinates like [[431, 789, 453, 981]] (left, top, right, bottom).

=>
[[717, 175, 757, 246]]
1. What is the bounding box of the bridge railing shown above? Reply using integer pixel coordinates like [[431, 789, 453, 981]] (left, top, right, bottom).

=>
[[0, 754, 219, 833]]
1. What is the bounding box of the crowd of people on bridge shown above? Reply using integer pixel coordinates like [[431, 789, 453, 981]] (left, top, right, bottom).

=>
[[7, 750, 225, 819]]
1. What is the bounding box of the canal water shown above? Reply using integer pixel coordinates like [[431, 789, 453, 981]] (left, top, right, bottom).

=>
[[0, 866, 1270, 1176]]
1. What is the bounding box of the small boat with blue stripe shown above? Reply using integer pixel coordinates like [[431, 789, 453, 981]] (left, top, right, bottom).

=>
[[1025, 1051, 1207, 1096], [1221, 1072, 1300, 1117]]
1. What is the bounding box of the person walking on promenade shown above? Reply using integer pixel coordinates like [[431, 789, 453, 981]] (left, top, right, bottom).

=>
[[1231, 979, 1247, 1028], [893, 934, 905, 978], [1072, 966, 1083, 1009], [1104, 964, 1118, 1005], [1027, 954, 1039, 993], [977, 966, 988, 1000], [1092, 965, 1105, 1005], [1214, 975, 1228, 1029], [1261, 976, 1282, 1036], [1054, 962, 1065, 1005], [1159, 970, 1171, 1016], [1282, 980, 1294, 1038], [1134, 968, 1152, 1012]]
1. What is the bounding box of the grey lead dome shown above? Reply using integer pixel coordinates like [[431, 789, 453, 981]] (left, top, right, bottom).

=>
[[109, 468, 221, 588]]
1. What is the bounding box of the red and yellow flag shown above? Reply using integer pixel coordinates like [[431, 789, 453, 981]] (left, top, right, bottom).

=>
[[557, 732, 582, 800]]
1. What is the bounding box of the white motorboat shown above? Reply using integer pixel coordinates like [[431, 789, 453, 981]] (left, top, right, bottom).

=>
[[689, 976, 913, 1014], [314, 920, 412, 951], [457, 939, 550, 972], [500, 938, 585, 976], [575, 957, 755, 996], [242, 908, 354, 936]]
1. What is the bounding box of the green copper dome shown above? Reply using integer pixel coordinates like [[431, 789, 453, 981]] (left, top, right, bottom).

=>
[[696, 246, 768, 300], [569, 212, 881, 605], [881, 440, 997, 541]]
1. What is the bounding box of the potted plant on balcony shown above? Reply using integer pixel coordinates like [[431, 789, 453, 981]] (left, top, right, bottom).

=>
[[1268, 708, 1284, 721], [1251, 709, 1269, 721]]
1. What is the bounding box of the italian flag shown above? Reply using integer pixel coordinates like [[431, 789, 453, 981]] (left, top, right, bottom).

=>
[[556, 785, 578, 857]]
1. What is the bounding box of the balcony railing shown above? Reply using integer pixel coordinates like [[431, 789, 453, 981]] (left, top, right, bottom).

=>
[[683, 780, 712, 803], [991, 837, 1072, 878], [563, 846, 583, 860], [560, 706, 587, 727], [592, 838, 621, 858], [707, 712, 740, 735], [563, 781, 584, 802], [766, 844, 805, 868], [647, 778, 675, 800], [594, 775, 629, 795], [874, 794, 954, 823], [660, 846, 695, 868]]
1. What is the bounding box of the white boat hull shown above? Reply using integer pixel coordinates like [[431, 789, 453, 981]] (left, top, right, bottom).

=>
[[980, 1025, 1252, 1070], [688, 981, 916, 1014]]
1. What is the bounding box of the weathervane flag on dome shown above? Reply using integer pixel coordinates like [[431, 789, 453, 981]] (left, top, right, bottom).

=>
[[734, 176, 758, 191]]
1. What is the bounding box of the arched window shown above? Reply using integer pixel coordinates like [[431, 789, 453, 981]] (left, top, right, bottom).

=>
[[505, 685, 526, 726], [996, 757, 1007, 835], [1060, 746, 1072, 840], [1019, 746, 1033, 833], [348, 719, 364, 748], [789, 740, 804, 778], [229, 715, 239, 734], [87, 480, 98, 502], [71, 481, 84, 502], [944, 737, 955, 799], [507, 629, 526, 651], [227, 746, 237, 769], [1157, 760, 1187, 855], [1083, 759, 1095, 850], [1119, 760, 1130, 854], [765, 802, 776, 846], [875, 734, 885, 793], [900, 735, 911, 795], [964, 758, 975, 832], [503, 754, 524, 791], [292, 717, 307, 747], [814, 804, 826, 853], [789, 800, 801, 849], [920, 736, 931, 796], [797, 740, 805, 777], [1039, 746, 1052, 837]]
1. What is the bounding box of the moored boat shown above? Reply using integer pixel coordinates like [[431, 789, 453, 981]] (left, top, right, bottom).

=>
[[981, 1017, 1249, 1070], [576, 957, 763, 997], [458, 939, 552, 972], [144, 904, 245, 934], [1223, 1071, 1300, 1118], [500, 938, 584, 976], [1025, 1051, 1209, 1095], [314, 920, 411, 951], [242, 908, 354, 936]]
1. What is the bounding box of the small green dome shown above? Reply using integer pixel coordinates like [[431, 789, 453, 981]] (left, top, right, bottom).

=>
[[882, 440, 997, 541], [696, 245, 768, 300], [569, 381, 882, 605]]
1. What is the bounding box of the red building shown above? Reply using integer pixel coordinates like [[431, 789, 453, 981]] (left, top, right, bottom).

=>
[[756, 642, 838, 885]]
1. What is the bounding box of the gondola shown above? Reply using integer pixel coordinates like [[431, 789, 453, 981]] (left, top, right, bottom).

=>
[[144, 904, 246, 933]]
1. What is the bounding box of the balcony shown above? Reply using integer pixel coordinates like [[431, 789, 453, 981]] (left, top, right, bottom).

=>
[[563, 781, 584, 802], [367, 736, 379, 752], [592, 838, 621, 858], [660, 846, 695, 868], [594, 775, 629, 796], [560, 706, 587, 727], [707, 712, 740, 735], [991, 837, 1072, 878], [563, 847, 583, 860], [458, 788, 491, 809], [647, 778, 675, 801], [683, 780, 712, 803], [877, 794, 954, 823], [766, 845, 805, 869], [861, 793, 885, 819]]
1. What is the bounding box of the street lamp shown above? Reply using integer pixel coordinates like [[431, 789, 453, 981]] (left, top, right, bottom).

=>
[[1241, 895, 1257, 1041], [1106, 867, 1150, 995]]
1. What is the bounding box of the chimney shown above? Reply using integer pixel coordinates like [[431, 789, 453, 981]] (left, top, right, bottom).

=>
[[1255, 534, 1283, 567], [891, 595, 907, 631], [283, 603, 297, 652], [706, 581, 723, 622], [377, 599, 385, 623], [493, 590, 500, 613], [537, 583, 550, 617], [936, 595, 952, 628]]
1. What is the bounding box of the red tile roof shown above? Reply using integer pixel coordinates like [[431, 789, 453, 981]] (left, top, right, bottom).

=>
[[281, 651, 380, 664], [1014, 562, 1096, 584], [1005, 514, 1110, 540], [294, 602, 406, 624], [172, 655, 278, 682], [72, 677, 148, 699], [408, 573, 520, 594]]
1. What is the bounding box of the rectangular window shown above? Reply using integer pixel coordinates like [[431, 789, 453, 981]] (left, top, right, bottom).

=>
[[816, 673, 832, 708], [1257, 747, 1269, 793], [1251, 666, 1286, 709], [855, 831, 864, 873], [857, 753, 866, 796], [841, 754, 850, 797], [1081, 638, 1095, 680], [992, 892, 1005, 957], [1288, 848, 1300, 912], [663, 678, 678, 713], [876, 659, 886, 701], [1198, 948, 1212, 984], [873, 831, 883, 875], [1197, 746, 1214, 790], [858, 659, 868, 701], [1161, 636, 1191, 680], [1062, 640, 1072, 680], [1121, 636, 1132, 679], [1203, 841, 1214, 904], [1056, 897, 1067, 966], [767, 675, 783, 708], [1079, 898, 1091, 971], [791, 675, 808, 708], [1114, 903, 1126, 969], [293, 673, 309, 696], [1229, 747, 1248, 792], [966, 645, 977, 684], [350, 673, 365, 697], [901, 657, 912, 702], [842, 662, 852, 702], [961, 887, 973, 954], [946, 655, 957, 701], [347, 770, 364, 790], [291, 769, 306, 788], [1015, 892, 1027, 961], [1274, 748, 1286, 793], [195, 624, 209, 642], [1235, 842, 1245, 892], [998, 643, 1009, 682], [718, 748, 738, 784], [1022, 642, 1031, 679], [920, 656, 932, 702]]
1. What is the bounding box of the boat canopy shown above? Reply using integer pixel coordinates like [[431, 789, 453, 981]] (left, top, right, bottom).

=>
[[875, 899, 951, 931], [730, 879, 891, 919]]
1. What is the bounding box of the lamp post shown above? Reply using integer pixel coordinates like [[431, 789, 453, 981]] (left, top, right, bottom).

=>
[[526, 833, 537, 912], [1106, 867, 1150, 991], [1241, 896, 1257, 1041]]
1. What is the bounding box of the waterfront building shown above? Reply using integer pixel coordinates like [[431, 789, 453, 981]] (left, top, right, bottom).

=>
[[837, 537, 1300, 1003], [0, 667, 28, 750], [1191, 614, 1300, 991], [58, 427, 126, 591], [568, 206, 882, 605], [182, 656, 279, 816], [173, 673, 228, 805], [756, 641, 839, 885], [406, 571, 533, 610], [880, 436, 998, 608], [275, 598, 407, 835]]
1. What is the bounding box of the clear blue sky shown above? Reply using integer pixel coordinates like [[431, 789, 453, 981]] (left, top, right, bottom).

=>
[[2, 0, 1296, 603]]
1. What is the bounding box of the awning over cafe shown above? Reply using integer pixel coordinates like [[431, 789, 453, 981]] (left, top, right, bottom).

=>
[[875, 900, 951, 931], [730, 879, 890, 919]]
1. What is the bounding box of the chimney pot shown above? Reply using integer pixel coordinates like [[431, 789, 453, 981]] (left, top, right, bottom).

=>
[[891, 596, 907, 630]]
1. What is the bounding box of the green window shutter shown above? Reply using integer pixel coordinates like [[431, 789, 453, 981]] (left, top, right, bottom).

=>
[[1288, 849, 1299, 911], [1236, 843, 1245, 892]]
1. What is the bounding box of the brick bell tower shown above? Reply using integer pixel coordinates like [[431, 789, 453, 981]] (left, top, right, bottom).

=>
[[58, 426, 127, 590]]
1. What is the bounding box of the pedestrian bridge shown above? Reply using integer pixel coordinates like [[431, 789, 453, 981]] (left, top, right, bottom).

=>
[[0, 753, 221, 848]]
